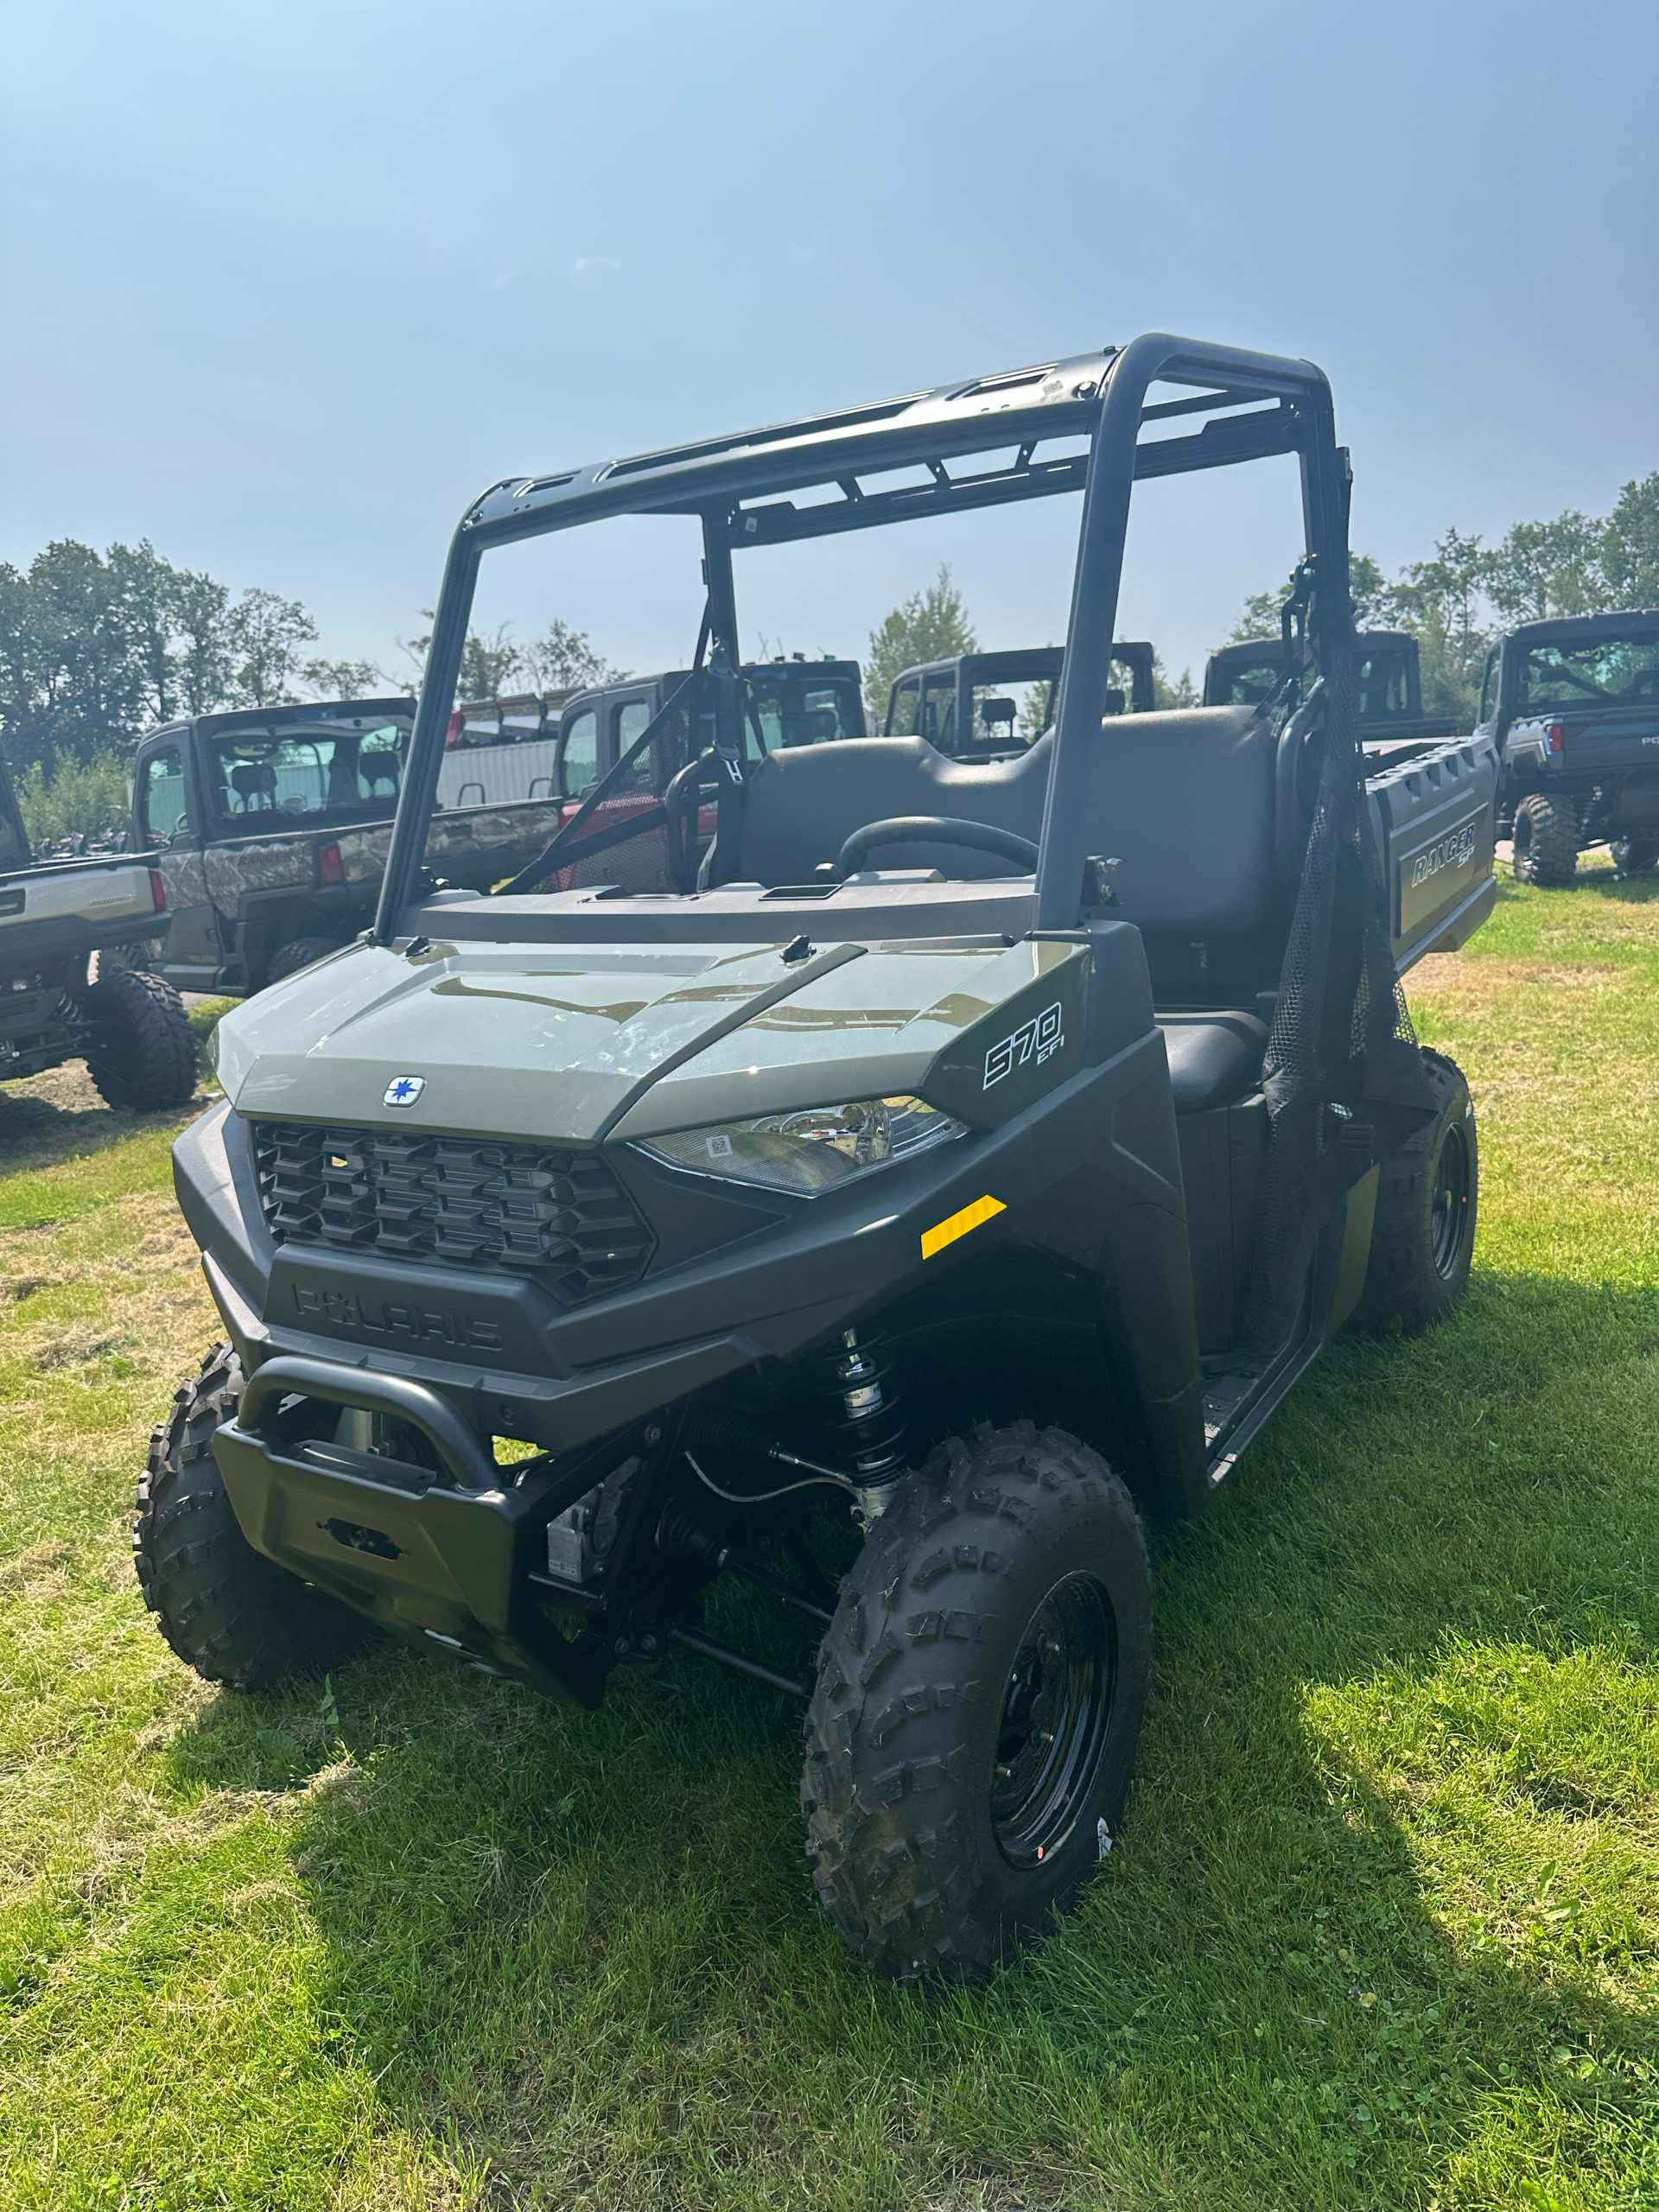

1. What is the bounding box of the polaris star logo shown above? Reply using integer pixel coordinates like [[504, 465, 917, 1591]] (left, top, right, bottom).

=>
[[384, 1074, 425, 1109]]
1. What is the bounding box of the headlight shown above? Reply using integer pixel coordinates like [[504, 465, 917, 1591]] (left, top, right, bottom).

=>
[[633, 1095, 969, 1194]]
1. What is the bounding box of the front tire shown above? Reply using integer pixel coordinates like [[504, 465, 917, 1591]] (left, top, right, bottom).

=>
[[1510, 792, 1579, 887], [1357, 1049, 1478, 1334], [135, 1343, 370, 1690], [81, 966, 197, 1109], [802, 1422, 1151, 1982]]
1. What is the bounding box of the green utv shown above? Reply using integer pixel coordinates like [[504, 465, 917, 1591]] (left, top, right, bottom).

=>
[[140, 336, 1497, 1980]]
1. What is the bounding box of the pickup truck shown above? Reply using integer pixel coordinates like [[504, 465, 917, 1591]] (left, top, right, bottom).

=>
[[0, 749, 196, 1109], [1478, 610, 1659, 884], [1205, 630, 1461, 755], [884, 643, 1156, 757]]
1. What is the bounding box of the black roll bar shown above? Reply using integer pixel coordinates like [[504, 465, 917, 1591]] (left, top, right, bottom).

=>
[[373, 334, 1351, 945], [1035, 334, 1339, 930]]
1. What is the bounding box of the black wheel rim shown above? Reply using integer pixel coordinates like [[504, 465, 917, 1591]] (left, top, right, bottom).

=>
[[990, 1572, 1116, 1870], [1430, 1122, 1471, 1278]]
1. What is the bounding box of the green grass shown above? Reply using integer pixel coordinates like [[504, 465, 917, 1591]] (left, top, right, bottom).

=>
[[2, 892, 1658, 2210]]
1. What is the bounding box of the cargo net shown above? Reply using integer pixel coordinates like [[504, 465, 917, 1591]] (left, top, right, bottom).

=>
[[1243, 642, 1434, 1358]]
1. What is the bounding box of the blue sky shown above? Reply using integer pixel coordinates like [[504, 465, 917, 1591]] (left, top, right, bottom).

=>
[[3, 0, 1656, 688]]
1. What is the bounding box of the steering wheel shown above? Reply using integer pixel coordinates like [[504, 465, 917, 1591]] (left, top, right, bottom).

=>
[[836, 815, 1039, 880]]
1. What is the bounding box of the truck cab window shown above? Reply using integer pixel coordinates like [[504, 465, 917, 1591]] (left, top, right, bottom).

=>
[[921, 676, 956, 751], [1357, 648, 1409, 720], [613, 700, 655, 794], [1480, 649, 1502, 726], [887, 677, 920, 736], [561, 710, 599, 799], [143, 751, 189, 843]]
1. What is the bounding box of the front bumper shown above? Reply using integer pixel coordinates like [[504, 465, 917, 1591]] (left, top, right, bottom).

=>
[[212, 1355, 614, 1701]]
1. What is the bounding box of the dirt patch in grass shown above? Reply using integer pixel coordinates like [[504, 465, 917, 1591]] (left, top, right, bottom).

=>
[[1411, 954, 1629, 1003]]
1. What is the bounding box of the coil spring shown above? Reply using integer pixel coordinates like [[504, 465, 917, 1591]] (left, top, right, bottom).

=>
[[821, 1325, 907, 1487]]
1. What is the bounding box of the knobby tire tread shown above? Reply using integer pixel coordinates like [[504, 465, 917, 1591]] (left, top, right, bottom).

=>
[[267, 938, 345, 985], [1357, 1048, 1477, 1334], [802, 1421, 1150, 1984], [84, 966, 197, 1110], [134, 1342, 368, 1690], [1512, 793, 1578, 888]]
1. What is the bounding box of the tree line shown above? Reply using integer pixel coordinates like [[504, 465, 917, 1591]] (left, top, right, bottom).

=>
[[7, 467, 1656, 808], [1234, 472, 1659, 724], [0, 538, 624, 781], [867, 475, 1659, 734]]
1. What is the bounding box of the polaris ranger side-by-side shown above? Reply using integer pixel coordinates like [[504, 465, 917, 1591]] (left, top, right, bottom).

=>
[[1205, 630, 1462, 754], [1478, 611, 1659, 884], [0, 748, 197, 1109], [133, 697, 436, 995], [139, 336, 1497, 1981], [883, 643, 1156, 760], [133, 694, 593, 994]]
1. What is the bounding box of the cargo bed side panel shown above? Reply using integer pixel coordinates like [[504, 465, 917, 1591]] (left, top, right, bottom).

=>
[[1366, 733, 1499, 971]]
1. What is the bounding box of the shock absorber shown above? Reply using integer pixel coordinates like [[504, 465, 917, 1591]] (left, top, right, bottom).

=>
[[823, 1325, 908, 1520]]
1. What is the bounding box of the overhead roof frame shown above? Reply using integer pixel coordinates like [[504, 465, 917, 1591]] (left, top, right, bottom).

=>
[[376, 334, 1347, 938]]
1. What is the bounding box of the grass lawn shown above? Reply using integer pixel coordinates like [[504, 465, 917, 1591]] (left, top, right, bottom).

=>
[[1, 883, 1657, 2212]]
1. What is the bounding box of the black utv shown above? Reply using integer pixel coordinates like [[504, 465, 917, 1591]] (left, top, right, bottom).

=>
[[1479, 611, 1659, 884], [139, 335, 1497, 1981], [1205, 630, 1462, 754]]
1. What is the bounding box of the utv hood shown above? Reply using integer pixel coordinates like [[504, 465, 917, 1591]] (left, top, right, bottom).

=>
[[213, 935, 1088, 1144]]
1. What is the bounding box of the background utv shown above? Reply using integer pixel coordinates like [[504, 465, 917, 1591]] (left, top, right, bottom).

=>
[[137, 334, 1497, 1981]]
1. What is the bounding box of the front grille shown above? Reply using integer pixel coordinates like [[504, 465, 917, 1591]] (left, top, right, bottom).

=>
[[252, 1122, 656, 1306]]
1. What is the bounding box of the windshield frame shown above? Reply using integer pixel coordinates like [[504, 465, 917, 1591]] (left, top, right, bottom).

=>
[[374, 336, 1347, 940]]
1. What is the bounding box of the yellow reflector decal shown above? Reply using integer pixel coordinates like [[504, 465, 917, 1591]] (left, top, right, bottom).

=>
[[920, 1193, 1006, 1261]]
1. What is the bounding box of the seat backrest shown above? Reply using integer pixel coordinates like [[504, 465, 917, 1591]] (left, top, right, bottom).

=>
[[739, 704, 1280, 930], [1074, 703, 1281, 939], [739, 735, 1049, 886], [230, 760, 277, 806]]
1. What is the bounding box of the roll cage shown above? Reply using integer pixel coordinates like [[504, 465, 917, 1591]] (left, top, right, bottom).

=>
[[375, 334, 1354, 944]]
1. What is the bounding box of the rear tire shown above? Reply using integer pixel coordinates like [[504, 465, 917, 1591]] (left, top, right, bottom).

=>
[[1357, 1048, 1478, 1335], [802, 1421, 1151, 1983], [96, 938, 162, 978], [1510, 792, 1579, 887], [1611, 834, 1659, 879], [81, 966, 197, 1109], [135, 1342, 370, 1690], [266, 937, 345, 986]]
